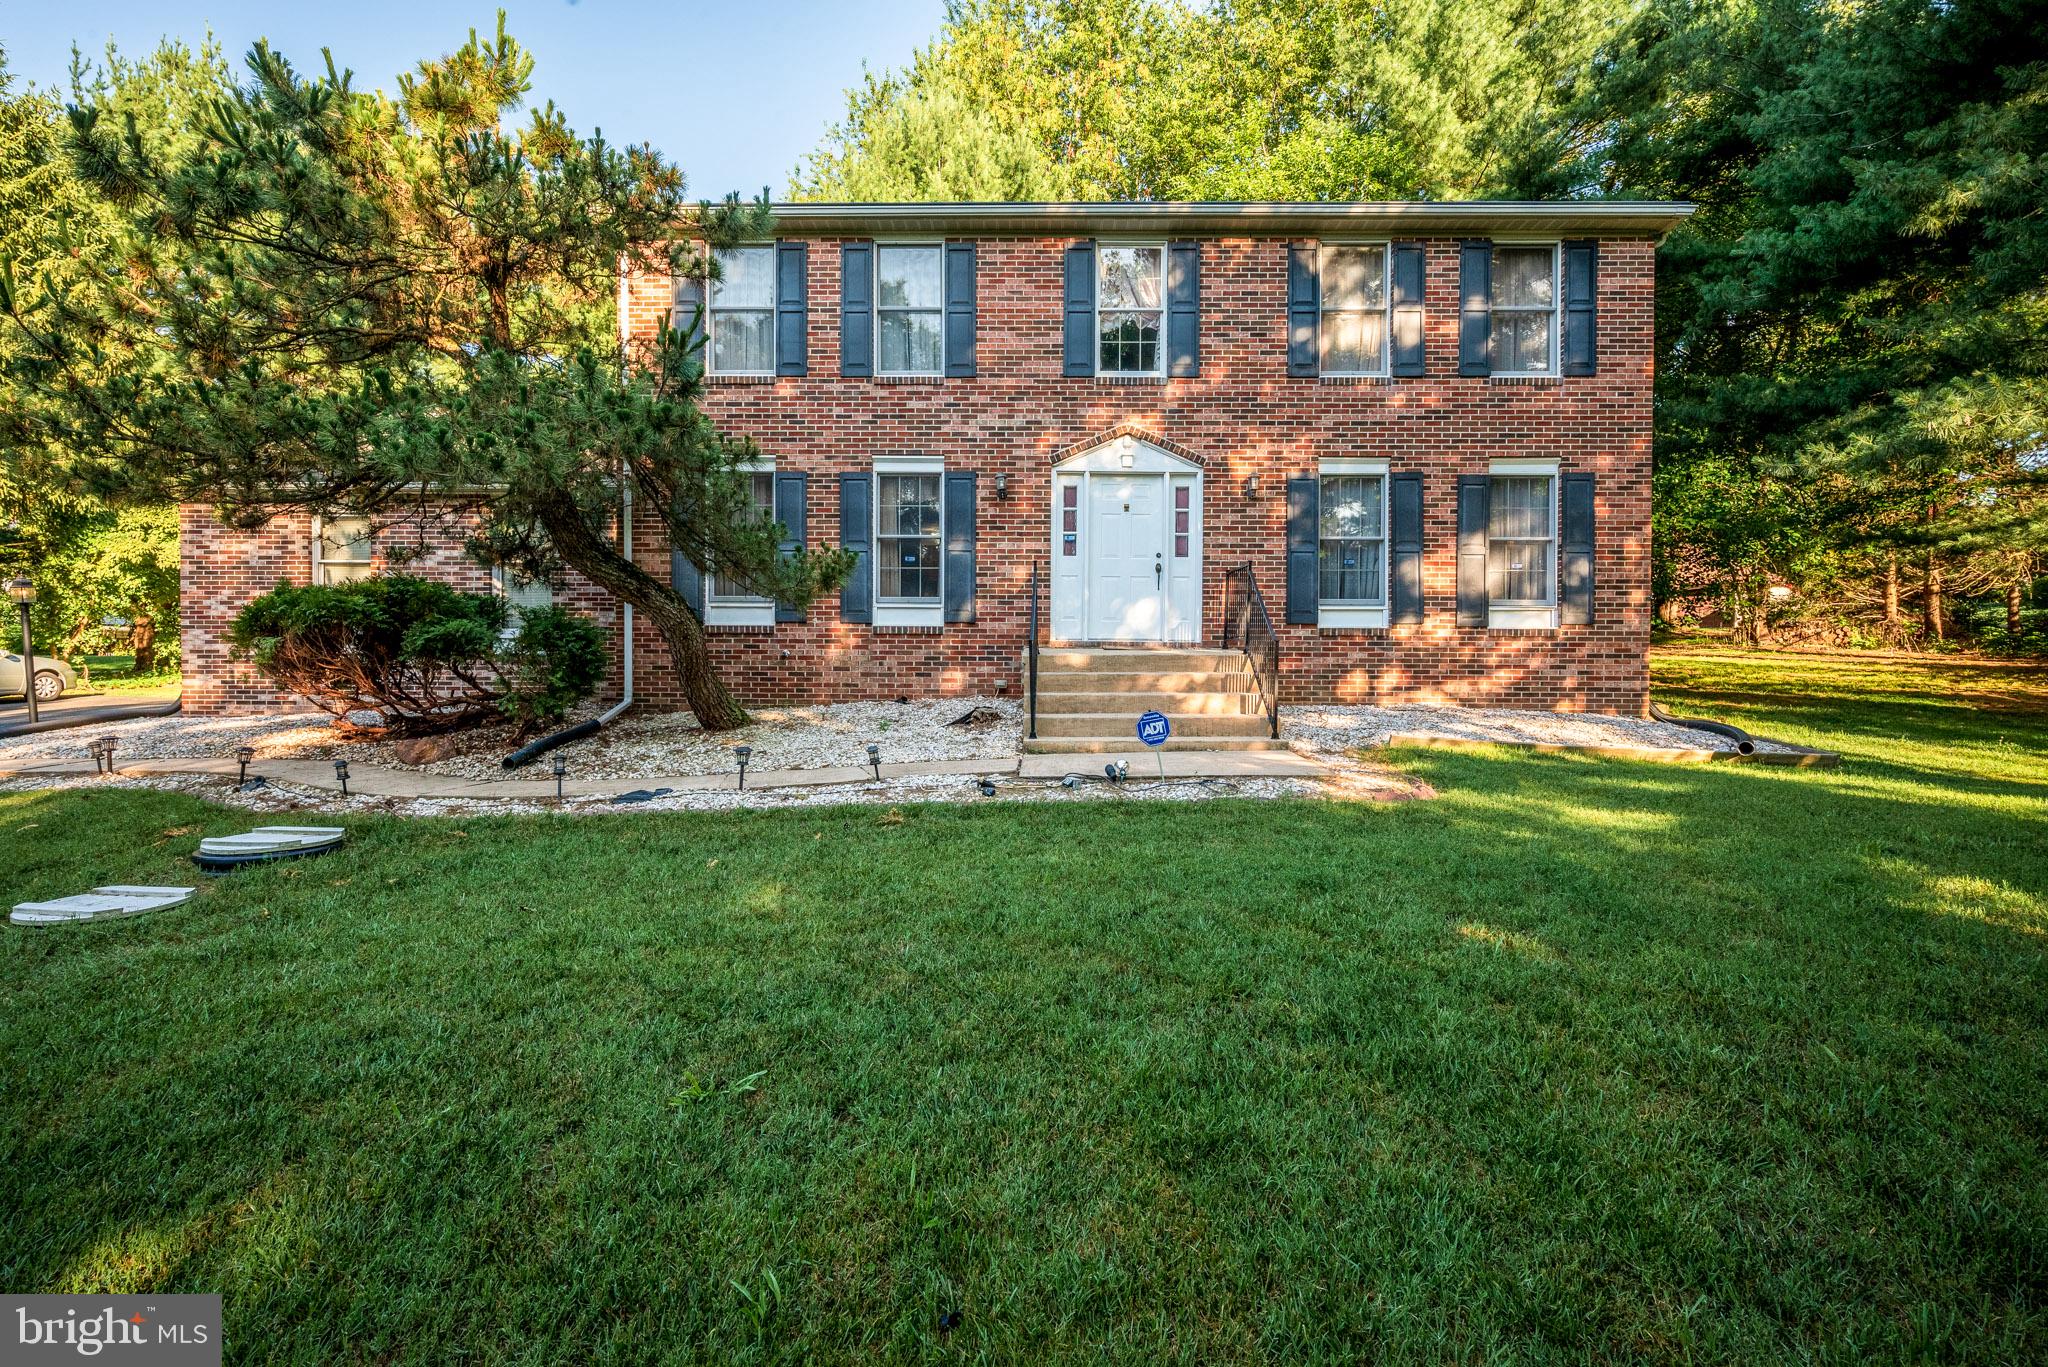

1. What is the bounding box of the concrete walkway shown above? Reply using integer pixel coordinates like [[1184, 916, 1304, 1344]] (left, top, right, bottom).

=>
[[0, 748, 1334, 800]]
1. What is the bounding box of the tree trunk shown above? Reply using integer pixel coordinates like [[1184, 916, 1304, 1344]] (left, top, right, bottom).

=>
[[1923, 554, 1945, 643], [131, 615, 158, 675], [1883, 554, 1900, 625], [2009, 580, 2025, 645], [537, 501, 751, 731]]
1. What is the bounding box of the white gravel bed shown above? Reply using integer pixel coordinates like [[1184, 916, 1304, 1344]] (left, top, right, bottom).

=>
[[1283, 703, 1793, 756], [0, 697, 1023, 780]]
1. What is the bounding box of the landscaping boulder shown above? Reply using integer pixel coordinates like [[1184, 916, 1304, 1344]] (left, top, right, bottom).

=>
[[393, 735, 461, 766]]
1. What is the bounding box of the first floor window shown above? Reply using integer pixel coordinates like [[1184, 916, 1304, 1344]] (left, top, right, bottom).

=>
[[1097, 244, 1164, 374], [1488, 474, 1555, 604], [1319, 474, 1386, 603], [493, 567, 554, 635], [876, 245, 943, 375], [708, 245, 775, 374], [1490, 244, 1558, 375], [1319, 244, 1389, 375], [877, 472, 941, 602], [313, 516, 374, 584], [711, 472, 776, 602]]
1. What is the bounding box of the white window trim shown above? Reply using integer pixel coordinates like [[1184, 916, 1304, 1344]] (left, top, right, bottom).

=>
[[311, 515, 374, 585], [706, 244, 776, 378], [706, 461, 777, 627], [1489, 241, 1561, 379], [873, 242, 945, 378], [1094, 242, 1167, 377], [874, 456, 945, 627], [1317, 242, 1392, 378], [1316, 459, 1390, 628], [1487, 458, 1558, 628]]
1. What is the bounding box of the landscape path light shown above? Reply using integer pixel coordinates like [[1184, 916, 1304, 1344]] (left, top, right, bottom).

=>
[[866, 743, 882, 782], [333, 758, 351, 797], [552, 753, 568, 800], [7, 575, 37, 726], [235, 746, 255, 785], [734, 744, 752, 790]]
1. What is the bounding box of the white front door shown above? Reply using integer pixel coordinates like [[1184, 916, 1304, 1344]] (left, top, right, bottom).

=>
[[1086, 474, 1167, 641]]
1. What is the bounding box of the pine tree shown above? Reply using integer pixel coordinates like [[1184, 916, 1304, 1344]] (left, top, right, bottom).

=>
[[1, 19, 849, 728]]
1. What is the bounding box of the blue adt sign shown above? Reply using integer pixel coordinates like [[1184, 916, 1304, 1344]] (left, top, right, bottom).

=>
[[1136, 710, 1171, 747]]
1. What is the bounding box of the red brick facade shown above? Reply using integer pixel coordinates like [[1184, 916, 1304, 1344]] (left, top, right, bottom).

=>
[[181, 206, 1670, 718]]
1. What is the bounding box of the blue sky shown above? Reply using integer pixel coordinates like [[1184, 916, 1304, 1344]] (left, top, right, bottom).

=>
[[1, 1, 947, 198]]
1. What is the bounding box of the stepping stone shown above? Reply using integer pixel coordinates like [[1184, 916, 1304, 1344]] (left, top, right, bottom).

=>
[[12, 885, 197, 926], [193, 825, 347, 874]]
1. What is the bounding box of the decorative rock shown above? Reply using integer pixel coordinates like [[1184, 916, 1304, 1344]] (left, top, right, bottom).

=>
[[392, 735, 460, 766], [12, 885, 197, 926], [946, 706, 1003, 728]]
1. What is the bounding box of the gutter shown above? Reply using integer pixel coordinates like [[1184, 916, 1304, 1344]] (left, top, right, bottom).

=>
[[755, 199, 1699, 239]]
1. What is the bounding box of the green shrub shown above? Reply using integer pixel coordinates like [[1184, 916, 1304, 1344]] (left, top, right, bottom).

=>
[[227, 575, 605, 736]]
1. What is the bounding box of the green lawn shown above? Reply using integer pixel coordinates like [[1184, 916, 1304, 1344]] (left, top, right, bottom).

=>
[[3, 644, 2045, 1364]]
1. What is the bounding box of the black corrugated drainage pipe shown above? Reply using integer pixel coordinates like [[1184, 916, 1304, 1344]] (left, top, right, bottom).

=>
[[1649, 700, 1756, 755], [502, 717, 602, 769]]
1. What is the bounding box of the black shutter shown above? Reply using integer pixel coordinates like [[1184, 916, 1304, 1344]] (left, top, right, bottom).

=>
[[773, 471, 808, 623], [671, 549, 705, 621], [1063, 242, 1095, 376], [840, 242, 873, 377], [671, 275, 706, 353], [1285, 475, 1319, 625], [1456, 474, 1491, 627], [1390, 242, 1426, 377], [1560, 472, 1595, 624], [1166, 240, 1200, 378], [1287, 243, 1318, 377], [943, 470, 977, 624], [944, 241, 977, 378], [1458, 241, 1492, 377], [1562, 240, 1598, 377], [837, 472, 872, 624], [1389, 472, 1424, 624], [775, 241, 808, 377]]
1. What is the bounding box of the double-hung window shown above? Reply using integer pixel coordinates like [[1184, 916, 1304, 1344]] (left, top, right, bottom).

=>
[[707, 245, 775, 375], [1488, 469, 1556, 623], [708, 469, 777, 624], [876, 245, 943, 376], [1097, 244, 1164, 375], [1317, 463, 1388, 627], [1318, 244, 1389, 375], [1490, 245, 1558, 375], [875, 462, 943, 620], [312, 516, 374, 585], [492, 567, 555, 637]]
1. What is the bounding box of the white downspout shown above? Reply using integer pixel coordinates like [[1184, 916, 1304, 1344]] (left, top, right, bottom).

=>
[[599, 256, 636, 726]]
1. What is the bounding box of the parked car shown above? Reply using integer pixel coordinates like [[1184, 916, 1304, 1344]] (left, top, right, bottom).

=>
[[0, 652, 75, 702]]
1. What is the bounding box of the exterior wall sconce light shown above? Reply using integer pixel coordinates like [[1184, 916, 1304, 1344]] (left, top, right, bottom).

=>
[[1242, 473, 1260, 499], [235, 746, 256, 785], [734, 744, 752, 790], [333, 758, 351, 796], [551, 753, 569, 799], [994, 472, 1009, 498], [866, 743, 882, 782]]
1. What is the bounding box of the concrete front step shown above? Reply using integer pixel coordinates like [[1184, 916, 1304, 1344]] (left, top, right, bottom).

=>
[[1040, 648, 1245, 675], [1032, 711, 1275, 739], [1036, 669, 1259, 694], [1023, 735, 1289, 754], [1036, 690, 1266, 716]]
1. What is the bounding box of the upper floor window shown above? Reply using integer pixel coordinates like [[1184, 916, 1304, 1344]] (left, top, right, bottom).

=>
[[1097, 244, 1164, 375], [1318, 245, 1388, 376], [876, 245, 943, 375], [1490, 245, 1557, 376], [708, 245, 775, 375], [312, 516, 374, 585]]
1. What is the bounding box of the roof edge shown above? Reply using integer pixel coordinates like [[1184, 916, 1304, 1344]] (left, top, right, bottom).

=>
[[754, 200, 1697, 239]]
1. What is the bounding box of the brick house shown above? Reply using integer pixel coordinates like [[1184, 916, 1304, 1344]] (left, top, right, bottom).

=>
[[180, 200, 1691, 737]]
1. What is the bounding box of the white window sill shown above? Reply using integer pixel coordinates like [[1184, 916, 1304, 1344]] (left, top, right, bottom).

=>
[[1319, 374, 1392, 385], [1093, 374, 1165, 384], [1318, 605, 1387, 630], [875, 604, 942, 628], [707, 373, 777, 385], [1489, 606, 1557, 630], [874, 373, 945, 383], [707, 600, 775, 628], [1485, 375, 1562, 387]]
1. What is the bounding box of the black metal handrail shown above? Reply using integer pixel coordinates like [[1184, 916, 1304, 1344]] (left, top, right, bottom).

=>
[[1026, 560, 1043, 740], [1221, 563, 1281, 739]]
